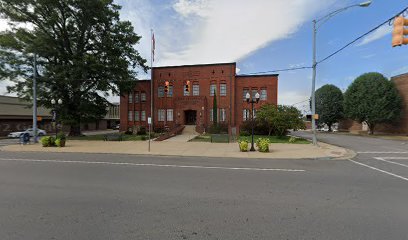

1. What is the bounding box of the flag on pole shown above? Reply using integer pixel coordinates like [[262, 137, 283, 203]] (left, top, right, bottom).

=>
[[152, 32, 155, 62]]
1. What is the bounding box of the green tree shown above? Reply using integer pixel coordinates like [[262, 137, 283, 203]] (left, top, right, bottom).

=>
[[344, 72, 402, 134], [315, 84, 344, 131], [256, 104, 305, 136], [0, 0, 148, 135]]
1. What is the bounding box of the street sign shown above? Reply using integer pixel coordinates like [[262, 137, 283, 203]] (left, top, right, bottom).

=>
[[148, 117, 152, 124]]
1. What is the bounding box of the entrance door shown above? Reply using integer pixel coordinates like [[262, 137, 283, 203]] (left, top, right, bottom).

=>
[[184, 110, 197, 125]]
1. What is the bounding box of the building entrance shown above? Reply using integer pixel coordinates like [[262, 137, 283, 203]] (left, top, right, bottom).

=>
[[184, 110, 197, 125]]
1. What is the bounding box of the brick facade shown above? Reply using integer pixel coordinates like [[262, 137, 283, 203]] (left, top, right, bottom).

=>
[[120, 62, 278, 134]]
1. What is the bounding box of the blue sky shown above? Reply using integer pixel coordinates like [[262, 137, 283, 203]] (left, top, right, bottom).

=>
[[1, 0, 407, 111], [114, 0, 408, 112]]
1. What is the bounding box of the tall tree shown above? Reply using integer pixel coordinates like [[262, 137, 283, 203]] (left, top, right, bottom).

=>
[[213, 89, 217, 124], [0, 0, 148, 135], [344, 72, 402, 134], [315, 84, 344, 131]]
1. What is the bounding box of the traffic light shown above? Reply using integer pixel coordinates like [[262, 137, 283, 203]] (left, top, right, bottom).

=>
[[185, 80, 190, 93], [392, 16, 408, 47], [164, 81, 169, 93]]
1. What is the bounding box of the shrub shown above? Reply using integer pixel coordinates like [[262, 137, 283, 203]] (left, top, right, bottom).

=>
[[240, 130, 250, 136], [256, 138, 270, 152], [55, 138, 62, 147], [41, 136, 56, 147], [138, 126, 147, 135], [141, 135, 146, 141], [288, 136, 297, 143], [238, 139, 249, 152], [208, 123, 229, 134], [56, 132, 66, 140], [41, 136, 51, 147]]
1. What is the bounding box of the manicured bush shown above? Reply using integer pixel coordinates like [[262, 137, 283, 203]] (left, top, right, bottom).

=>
[[238, 139, 249, 152], [256, 138, 270, 152], [41, 136, 51, 147], [141, 135, 146, 141], [41, 136, 56, 147]]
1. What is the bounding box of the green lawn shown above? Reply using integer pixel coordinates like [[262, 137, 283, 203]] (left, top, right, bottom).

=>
[[68, 134, 150, 141], [188, 134, 211, 142], [189, 134, 309, 144]]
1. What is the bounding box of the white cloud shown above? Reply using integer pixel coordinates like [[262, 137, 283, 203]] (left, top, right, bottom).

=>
[[357, 25, 391, 46], [117, 0, 337, 67]]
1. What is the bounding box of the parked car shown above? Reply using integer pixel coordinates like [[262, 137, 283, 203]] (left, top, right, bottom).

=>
[[114, 124, 120, 130], [8, 128, 47, 138]]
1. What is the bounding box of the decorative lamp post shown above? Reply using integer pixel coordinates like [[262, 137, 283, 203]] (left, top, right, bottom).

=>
[[310, 0, 371, 145], [246, 92, 260, 151], [51, 98, 62, 137]]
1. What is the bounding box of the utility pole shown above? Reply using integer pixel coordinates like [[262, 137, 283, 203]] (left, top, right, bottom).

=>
[[33, 54, 38, 143], [311, 20, 317, 146]]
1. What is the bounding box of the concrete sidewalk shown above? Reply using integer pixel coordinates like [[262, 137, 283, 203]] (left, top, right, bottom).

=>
[[1, 140, 354, 159]]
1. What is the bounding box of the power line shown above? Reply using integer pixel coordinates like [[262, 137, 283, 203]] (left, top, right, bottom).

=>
[[240, 66, 312, 76], [317, 6, 408, 65]]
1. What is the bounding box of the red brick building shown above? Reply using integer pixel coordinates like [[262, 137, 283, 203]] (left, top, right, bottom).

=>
[[120, 62, 278, 134]]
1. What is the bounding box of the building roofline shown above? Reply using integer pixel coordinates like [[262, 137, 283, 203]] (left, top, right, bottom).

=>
[[236, 74, 279, 77], [152, 62, 236, 69], [391, 72, 408, 79]]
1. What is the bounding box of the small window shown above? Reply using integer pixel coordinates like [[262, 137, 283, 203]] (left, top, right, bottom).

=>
[[158, 109, 165, 121], [184, 85, 190, 96], [193, 84, 199, 96], [167, 109, 174, 121], [210, 84, 216, 96], [128, 92, 133, 103], [168, 85, 173, 97], [158, 86, 164, 97], [220, 108, 226, 121], [128, 110, 132, 121], [243, 109, 250, 121], [220, 84, 227, 96], [141, 92, 146, 102], [251, 89, 258, 99], [243, 89, 249, 101], [134, 92, 139, 103], [134, 111, 140, 121], [260, 88, 267, 101], [252, 109, 256, 119], [141, 111, 146, 121], [209, 109, 214, 122]]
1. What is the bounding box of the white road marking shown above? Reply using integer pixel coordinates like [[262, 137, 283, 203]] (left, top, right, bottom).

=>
[[357, 151, 408, 154], [374, 157, 408, 168], [381, 157, 408, 160], [0, 158, 305, 172], [349, 159, 408, 182]]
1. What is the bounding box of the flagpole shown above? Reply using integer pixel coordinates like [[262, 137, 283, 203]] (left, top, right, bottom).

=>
[[149, 29, 154, 152]]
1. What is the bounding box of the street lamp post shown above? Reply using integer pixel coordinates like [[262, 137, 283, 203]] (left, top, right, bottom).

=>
[[51, 98, 62, 138], [246, 92, 260, 151], [310, 1, 371, 145]]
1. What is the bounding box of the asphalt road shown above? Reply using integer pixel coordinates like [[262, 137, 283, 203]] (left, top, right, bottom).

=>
[[0, 134, 408, 239]]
